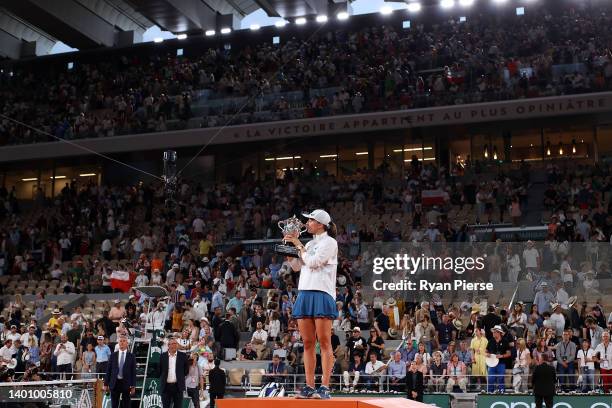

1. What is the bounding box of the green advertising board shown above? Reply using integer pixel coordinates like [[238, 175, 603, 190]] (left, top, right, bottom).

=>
[[424, 394, 451, 408], [141, 378, 164, 408], [148, 330, 164, 364], [141, 374, 190, 408], [103, 378, 164, 408], [477, 394, 610, 408]]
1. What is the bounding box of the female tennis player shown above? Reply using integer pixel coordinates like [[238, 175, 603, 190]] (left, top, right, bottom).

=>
[[284, 209, 338, 399]]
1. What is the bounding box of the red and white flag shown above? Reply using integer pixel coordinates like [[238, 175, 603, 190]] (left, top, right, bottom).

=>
[[421, 189, 446, 206], [110, 270, 132, 292]]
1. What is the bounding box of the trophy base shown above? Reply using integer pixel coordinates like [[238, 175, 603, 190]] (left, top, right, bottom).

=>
[[275, 244, 300, 258]]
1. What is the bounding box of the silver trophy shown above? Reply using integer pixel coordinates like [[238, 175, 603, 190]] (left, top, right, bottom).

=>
[[275, 215, 308, 257]]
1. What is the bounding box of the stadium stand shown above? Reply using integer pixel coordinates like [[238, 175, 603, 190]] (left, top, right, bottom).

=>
[[0, 0, 611, 405], [2, 3, 612, 144]]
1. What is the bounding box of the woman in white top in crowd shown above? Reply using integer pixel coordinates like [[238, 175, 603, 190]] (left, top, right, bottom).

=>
[[150, 268, 163, 285], [512, 338, 531, 392], [285, 209, 338, 400], [508, 302, 528, 338], [266, 311, 281, 341], [416, 341, 432, 367], [505, 245, 521, 283]]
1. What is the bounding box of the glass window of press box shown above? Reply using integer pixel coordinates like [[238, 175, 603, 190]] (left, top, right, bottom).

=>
[[2, 166, 101, 200]]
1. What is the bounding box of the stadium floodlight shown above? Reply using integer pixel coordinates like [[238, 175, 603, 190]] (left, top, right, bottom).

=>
[[380, 6, 393, 15], [440, 0, 455, 9], [265, 156, 301, 161], [316, 15, 328, 23], [21, 178, 37, 182], [459, 0, 474, 7], [177, 33, 187, 40], [220, 27, 232, 34], [79, 173, 96, 177], [205, 30, 216, 36], [407, 2, 422, 12], [250, 24, 261, 31], [275, 20, 288, 28], [337, 11, 349, 20], [153, 37, 164, 43], [295, 17, 307, 25], [492, 0, 508, 3]]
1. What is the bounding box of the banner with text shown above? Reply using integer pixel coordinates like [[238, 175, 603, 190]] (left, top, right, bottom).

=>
[[4, 92, 612, 163], [477, 394, 610, 408]]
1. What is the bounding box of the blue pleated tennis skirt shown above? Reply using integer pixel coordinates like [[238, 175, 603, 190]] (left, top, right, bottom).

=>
[[292, 290, 337, 320]]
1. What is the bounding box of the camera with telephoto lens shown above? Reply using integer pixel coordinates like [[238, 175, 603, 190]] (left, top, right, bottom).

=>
[[21, 365, 39, 381]]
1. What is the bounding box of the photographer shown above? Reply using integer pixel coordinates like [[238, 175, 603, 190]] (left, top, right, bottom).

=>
[[19, 364, 43, 382], [0, 366, 14, 383]]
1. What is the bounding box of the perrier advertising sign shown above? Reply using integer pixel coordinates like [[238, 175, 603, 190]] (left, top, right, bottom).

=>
[[102, 378, 162, 408], [141, 378, 163, 408], [477, 395, 610, 408]]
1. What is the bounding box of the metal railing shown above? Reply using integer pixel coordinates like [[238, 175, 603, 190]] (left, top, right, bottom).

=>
[[203, 371, 611, 395], [2, 371, 608, 399]]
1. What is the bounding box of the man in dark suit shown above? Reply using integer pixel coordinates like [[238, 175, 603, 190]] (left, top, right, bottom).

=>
[[104, 335, 136, 408], [208, 359, 226, 408], [405, 361, 424, 402], [532, 354, 556, 408], [159, 337, 189, 408], [482, 306, 501, 341]]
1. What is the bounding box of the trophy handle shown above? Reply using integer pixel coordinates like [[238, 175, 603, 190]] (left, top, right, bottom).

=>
[[278, 220, 287, 244]]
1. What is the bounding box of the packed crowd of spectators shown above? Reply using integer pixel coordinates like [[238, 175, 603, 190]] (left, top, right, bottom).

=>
[[0, 157, 535, 285], [2, 159, 612, 295], [0, 158, 609, 394], [2, 4, 612, 145], [0, 245, 610, 393]]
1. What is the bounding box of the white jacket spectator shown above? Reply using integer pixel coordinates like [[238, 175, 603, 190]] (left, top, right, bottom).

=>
[[54, 339, 76, 366], [365, 355, 386, 390], [146, 309, 166, 331], [549, 309, 566, 337], [266, 319, 281, 339], [20, 330, 38, 347], [251, 328, 268, 344], [192, 300, 208, 321], [50, 265, 63, 280], [135, 271, 149, 287], [0, 343, 13, 363], [132, 237, 143, 254], [192, 217, 205, 234], [101, 238, 112, 253]]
